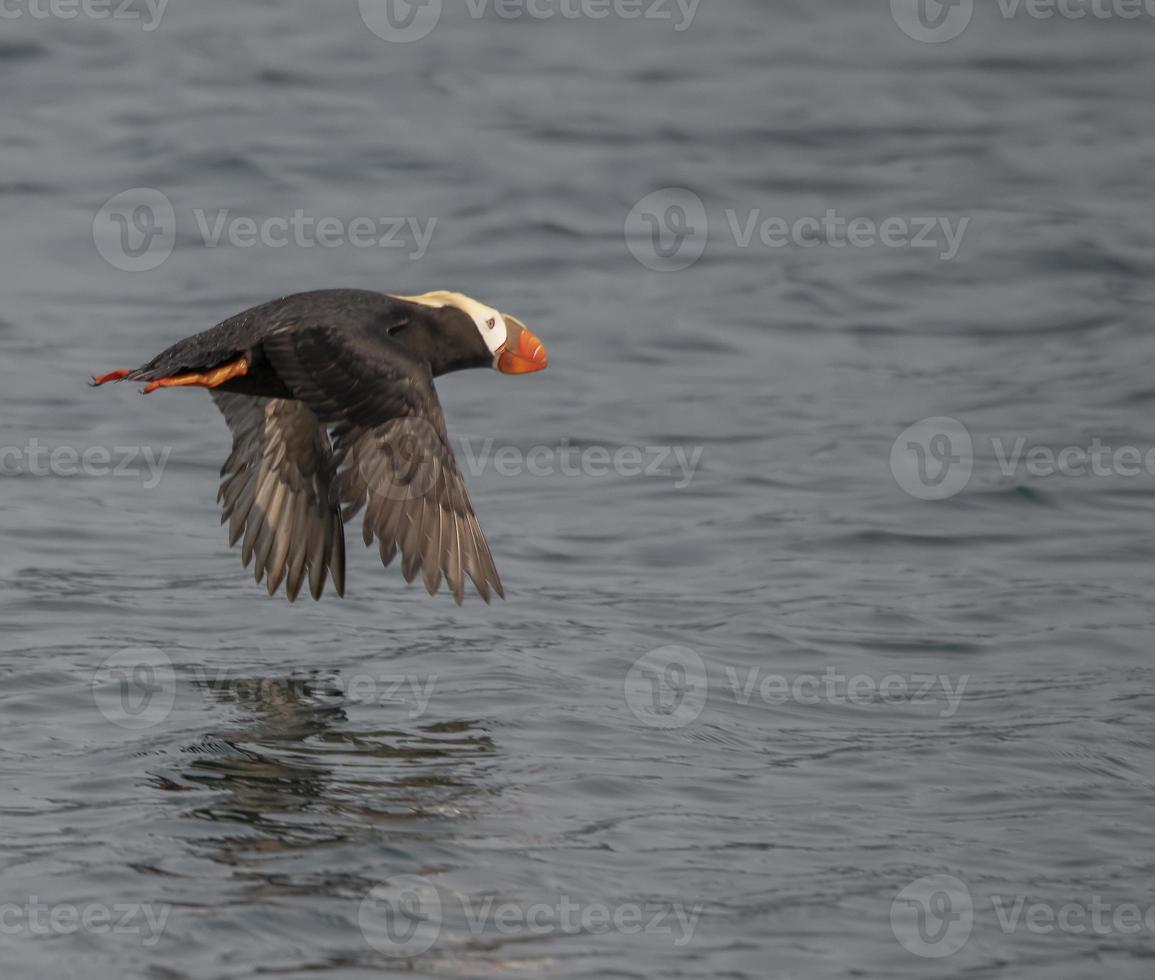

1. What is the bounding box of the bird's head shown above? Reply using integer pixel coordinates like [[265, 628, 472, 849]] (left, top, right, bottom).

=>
[[391, 291, 548, 376]]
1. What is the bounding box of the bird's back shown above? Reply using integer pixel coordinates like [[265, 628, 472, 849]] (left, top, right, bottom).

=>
[[124, 289, 396, 388]]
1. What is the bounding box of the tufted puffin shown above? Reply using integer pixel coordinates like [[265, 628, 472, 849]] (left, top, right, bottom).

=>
[[91, 289, 548, 604]]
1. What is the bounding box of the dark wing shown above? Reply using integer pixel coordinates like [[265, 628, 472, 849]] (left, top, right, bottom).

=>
[[212, 392, 346, 602], [261, 323, 504, 604]]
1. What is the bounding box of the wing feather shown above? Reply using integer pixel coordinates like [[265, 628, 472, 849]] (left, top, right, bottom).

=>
[[212, 393, 346, 602], [262, 326, 504, 603]]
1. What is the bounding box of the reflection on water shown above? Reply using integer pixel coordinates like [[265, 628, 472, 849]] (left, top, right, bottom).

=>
[[152, 673, 499, 856]]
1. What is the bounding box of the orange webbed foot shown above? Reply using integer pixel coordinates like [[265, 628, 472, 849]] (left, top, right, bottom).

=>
[[91, 369, 131, 387], [141, 357, 250, 395]]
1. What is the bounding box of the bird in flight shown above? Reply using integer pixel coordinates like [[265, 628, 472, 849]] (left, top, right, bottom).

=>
[[92, 289, 548, 604]]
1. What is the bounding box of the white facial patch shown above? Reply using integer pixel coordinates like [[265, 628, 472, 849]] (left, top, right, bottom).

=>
[[392, 291, 508, 356], [474, 307, 508, 355]]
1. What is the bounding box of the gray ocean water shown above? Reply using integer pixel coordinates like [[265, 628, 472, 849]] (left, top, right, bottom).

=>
[[3, 1, 1155, 977]]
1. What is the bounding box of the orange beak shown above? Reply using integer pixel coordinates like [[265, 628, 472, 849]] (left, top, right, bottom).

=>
[[497, 319, 548, 375]]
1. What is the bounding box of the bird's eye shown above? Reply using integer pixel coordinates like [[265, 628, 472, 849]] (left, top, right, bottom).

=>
[[486, 317, 496, 330]]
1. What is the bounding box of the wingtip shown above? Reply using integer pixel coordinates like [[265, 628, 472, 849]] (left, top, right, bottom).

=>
[[308, 573, 327, 602]]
